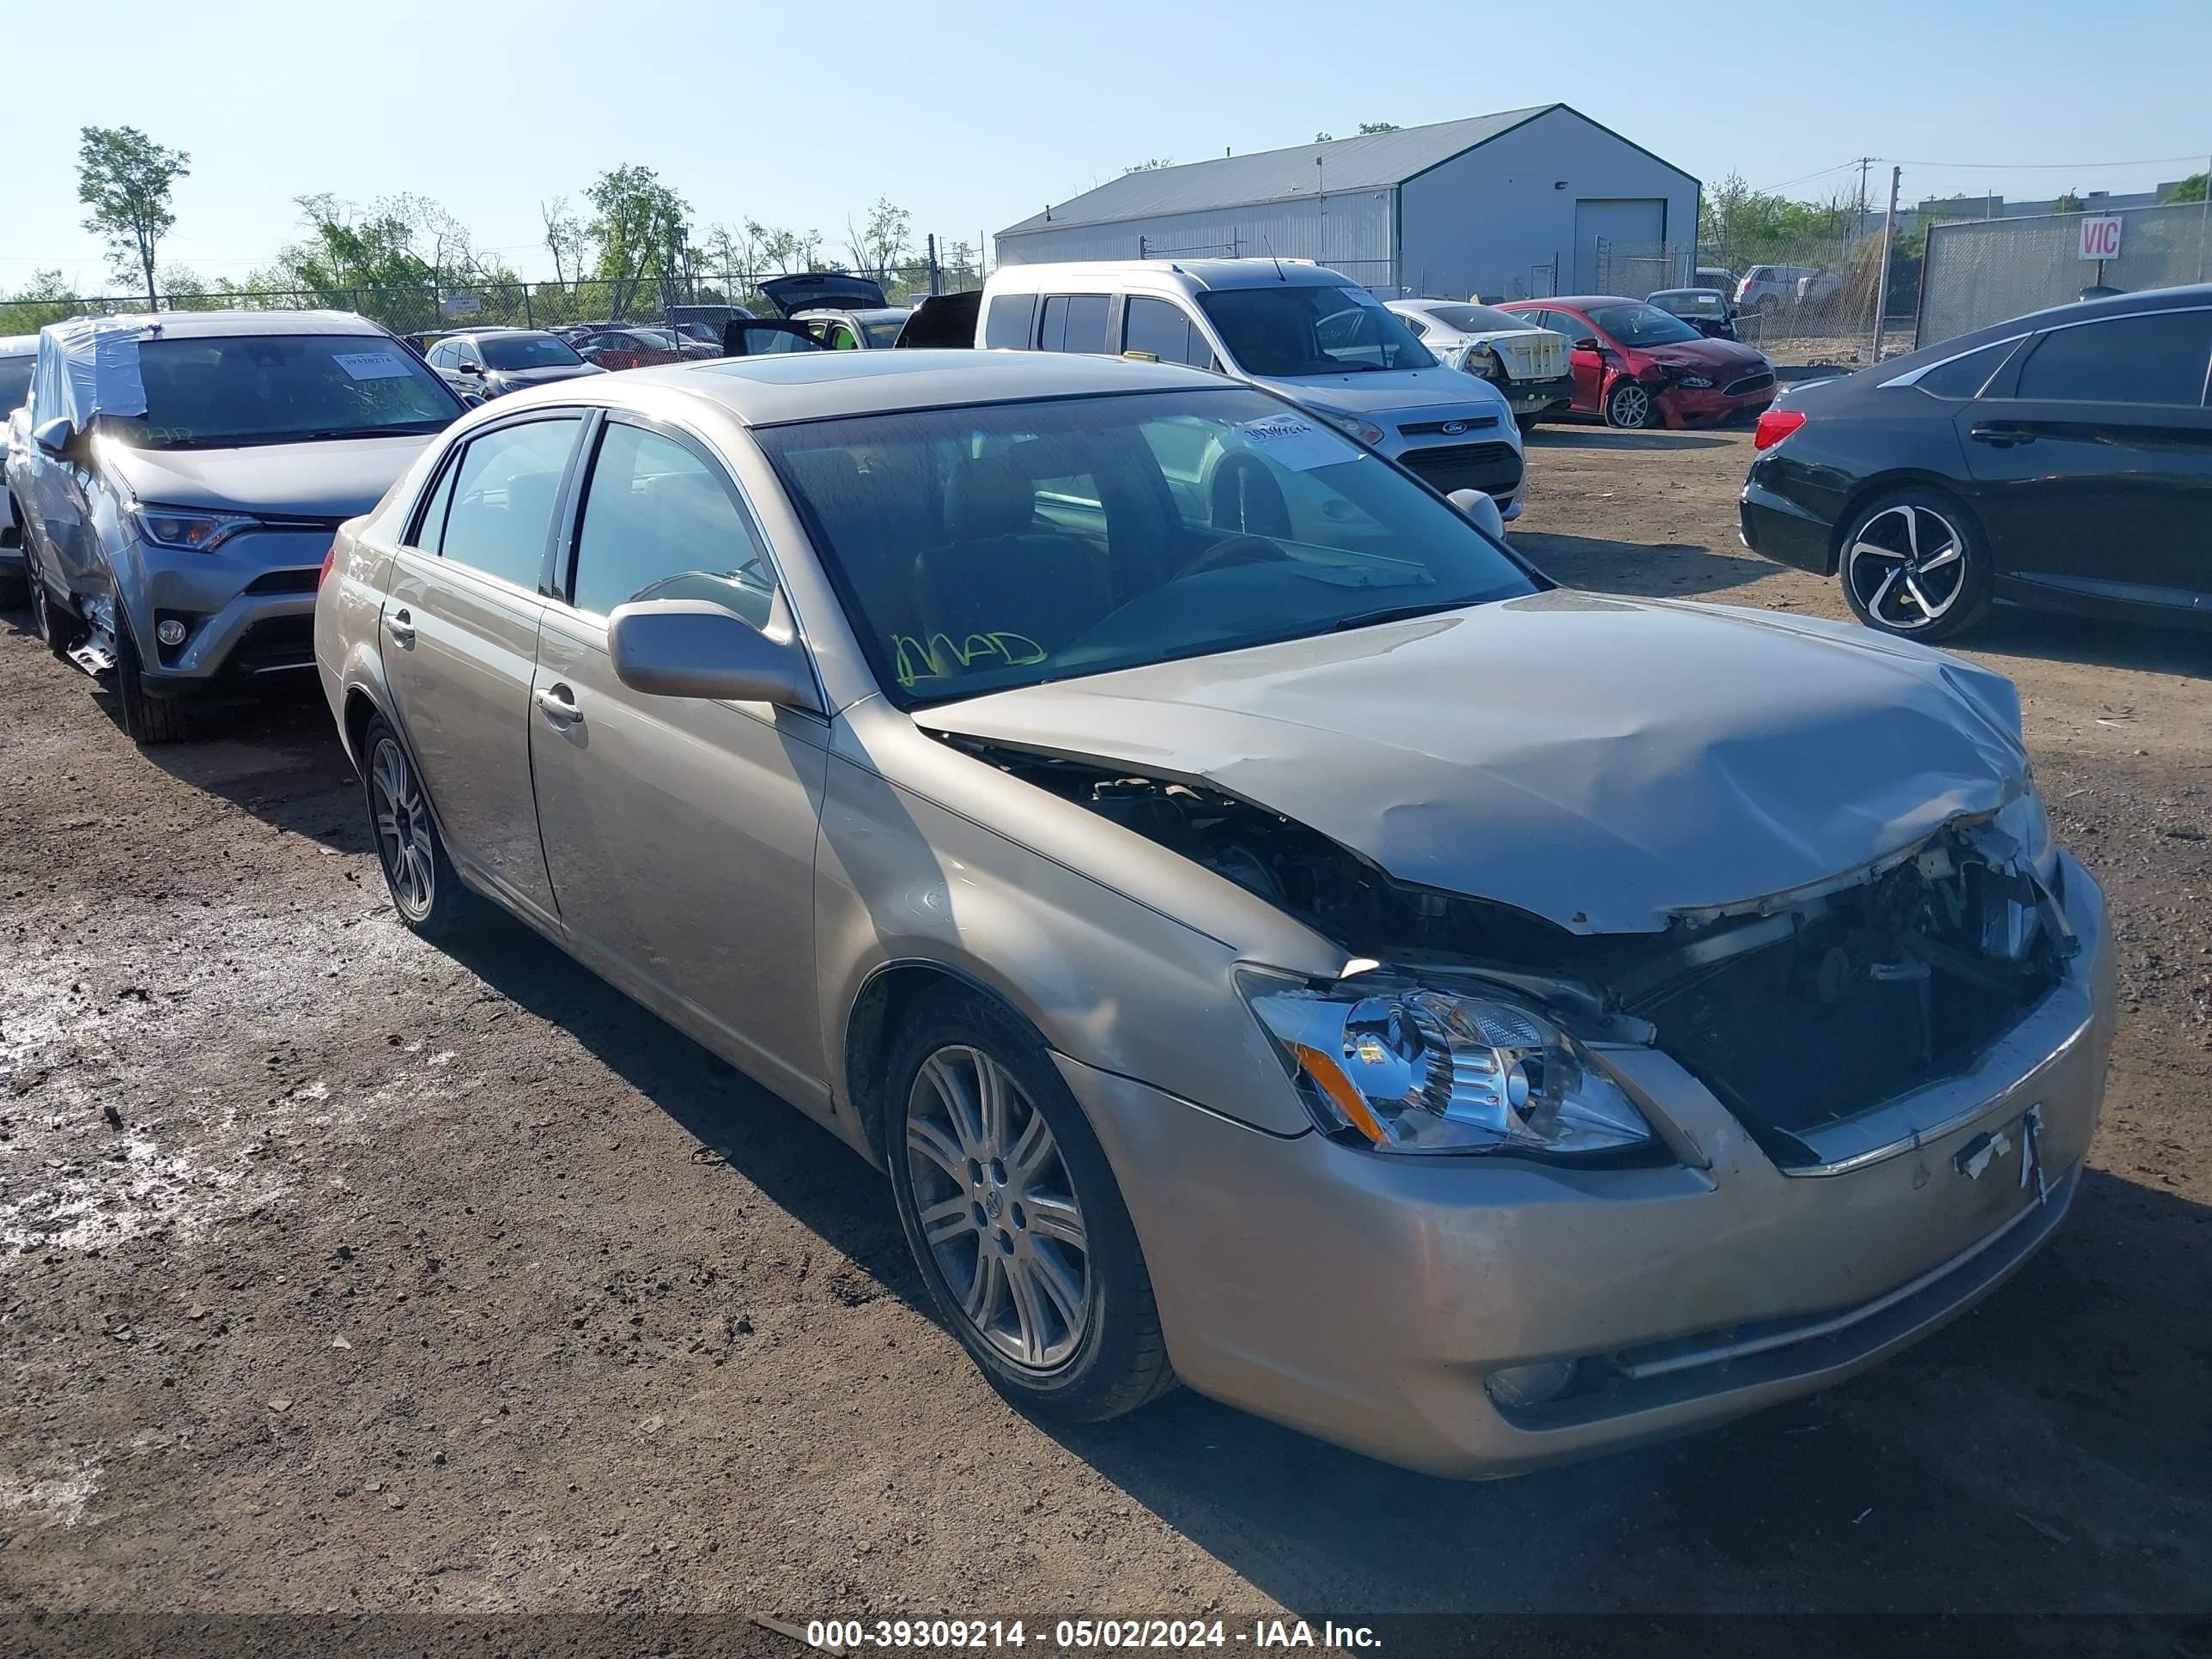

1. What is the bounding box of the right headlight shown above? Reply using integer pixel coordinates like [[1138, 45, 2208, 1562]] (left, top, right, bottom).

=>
[[1240, 970, 1653, 1158]]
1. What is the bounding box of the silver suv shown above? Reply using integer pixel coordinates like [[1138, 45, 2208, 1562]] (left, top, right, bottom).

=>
[[5, 310, 462, 743]]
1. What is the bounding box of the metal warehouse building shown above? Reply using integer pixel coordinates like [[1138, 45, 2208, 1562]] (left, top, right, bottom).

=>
[[996, 104, 1699, 301]]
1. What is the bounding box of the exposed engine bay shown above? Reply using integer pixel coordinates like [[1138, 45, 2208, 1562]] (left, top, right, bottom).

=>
[[947, 738, 2073, 1163]]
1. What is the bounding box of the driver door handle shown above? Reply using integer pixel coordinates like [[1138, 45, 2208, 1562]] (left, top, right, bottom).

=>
[[535, 685, 582, 725], [384, 609, 416, 646], [1969, 423, 2035, 447]]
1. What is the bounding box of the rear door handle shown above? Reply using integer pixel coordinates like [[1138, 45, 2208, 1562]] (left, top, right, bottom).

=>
[[384, 609, 416, 646], [1969, 423, 2035, 447], [534, 685, 582, 725]]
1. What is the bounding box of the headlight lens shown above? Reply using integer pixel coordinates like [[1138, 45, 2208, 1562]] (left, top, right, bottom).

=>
[[1995, 787, 2057, 879], [1242, 972, 1654, 1157], [130, 503, 257, 552], [1304, 404, 1388, 447]]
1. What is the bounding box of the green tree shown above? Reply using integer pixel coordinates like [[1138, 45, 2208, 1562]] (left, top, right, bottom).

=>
[[1314, 131, 1334, 144], [540, 196, 587, 285], [1, 270, 90, 331], [846, 197, 912, 276], [1356, 121, 1400, 134], [77, 125, 191, 307], [2164, 173, 2208, 204], [1121, 157, 1174, 174], [585, 165, 690, 319], [2051, 190, 2084, 213]]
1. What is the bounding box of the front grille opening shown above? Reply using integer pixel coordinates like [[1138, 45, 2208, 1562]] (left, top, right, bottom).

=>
[[1629, 841, 2066, 1166]]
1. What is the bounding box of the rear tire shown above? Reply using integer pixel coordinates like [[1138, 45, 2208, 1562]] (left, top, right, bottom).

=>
[[112, 614, 198, 744], [1838, 487, 1993, 643], [885, 987, 1174, 1425], [361, 713, 477, 940]]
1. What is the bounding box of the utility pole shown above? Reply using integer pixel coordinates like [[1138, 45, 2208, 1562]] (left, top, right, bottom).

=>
[[927, 233, 941, 296], [1857, 157, 1870, 239], [1870, 165, 1900, 364]]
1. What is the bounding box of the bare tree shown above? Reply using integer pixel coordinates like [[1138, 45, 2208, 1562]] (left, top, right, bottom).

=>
[[541, 197, 587, 285]]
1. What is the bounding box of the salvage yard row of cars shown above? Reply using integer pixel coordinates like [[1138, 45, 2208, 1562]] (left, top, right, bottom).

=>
[[2, 267, 2204, 1476]]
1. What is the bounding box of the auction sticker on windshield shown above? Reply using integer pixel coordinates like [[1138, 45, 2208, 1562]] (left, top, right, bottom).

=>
[[1233, 414, 1357, 471], [332, 352, 416, 381]]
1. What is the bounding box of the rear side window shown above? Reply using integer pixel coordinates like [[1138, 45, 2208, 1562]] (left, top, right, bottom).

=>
[[2011, 311, 2212, 407], [1911, 340, 2016, 399], [568, 422, 775, 627], [1037, 295, 1110, 354], [1122, 296, 1212, 368], [984, 294, 1036, 349], [435, 416, 582, 589]]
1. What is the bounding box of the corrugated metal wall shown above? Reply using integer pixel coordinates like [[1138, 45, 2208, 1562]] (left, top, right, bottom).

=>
[[995, 193, 1397, 288]]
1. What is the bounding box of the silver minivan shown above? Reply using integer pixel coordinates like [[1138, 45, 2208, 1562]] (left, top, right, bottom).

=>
[[316, 349, 2110, 1478], [976, 259, 1528, 521]]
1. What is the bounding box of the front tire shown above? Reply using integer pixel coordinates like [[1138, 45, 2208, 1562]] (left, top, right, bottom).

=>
[[1838, 488, 1993, 642], [361, 714, 477, 939], [1604, 379, 1656, 429], [885, 988, 1173, 1425], [112, 613, 198, 744], [1515, 412, 1540, 438], [23, 538, 76, 664]]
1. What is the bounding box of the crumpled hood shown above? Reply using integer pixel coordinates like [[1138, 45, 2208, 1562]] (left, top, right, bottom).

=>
[[1253, 367, 1508, 418], [921, 592, 2030, 934], [1636, 338, 1767, 375], [101, 432, 440, 520]]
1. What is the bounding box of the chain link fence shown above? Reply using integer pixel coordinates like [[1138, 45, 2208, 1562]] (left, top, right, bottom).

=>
[[0, 254, 989, 343], [1918, 202, 2212, 347]]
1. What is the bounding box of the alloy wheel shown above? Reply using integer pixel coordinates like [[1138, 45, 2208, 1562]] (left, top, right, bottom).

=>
[[904, 1044, 1091, 1372], [1607, 383, 1651, 428], [370, 736, 436, 920], [1845, 502, 1967, 631]]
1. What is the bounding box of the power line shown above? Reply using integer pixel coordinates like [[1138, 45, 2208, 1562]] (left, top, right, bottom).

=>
[[1875, 152, 2205, 172], [1745, 158, 1865, 195]]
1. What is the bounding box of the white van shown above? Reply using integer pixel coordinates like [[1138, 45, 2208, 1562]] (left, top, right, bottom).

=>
[[976, 259, 1525, 520]]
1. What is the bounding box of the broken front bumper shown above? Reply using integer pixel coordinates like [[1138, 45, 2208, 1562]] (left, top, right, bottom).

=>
[[1064, 850, 2113, 1477]]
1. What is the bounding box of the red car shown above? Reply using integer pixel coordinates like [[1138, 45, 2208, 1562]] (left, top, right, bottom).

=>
[[1497, 295, 1777, 429]]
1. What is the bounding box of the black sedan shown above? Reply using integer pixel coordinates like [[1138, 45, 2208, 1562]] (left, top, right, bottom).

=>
[[1739, 284, 2212, 640]]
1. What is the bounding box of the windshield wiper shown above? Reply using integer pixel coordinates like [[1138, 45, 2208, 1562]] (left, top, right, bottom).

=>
[[1331, 599, 1474, 632]]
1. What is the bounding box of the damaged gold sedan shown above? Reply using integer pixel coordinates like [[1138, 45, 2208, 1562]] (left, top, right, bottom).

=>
[[315, 349, 2112, 1476]]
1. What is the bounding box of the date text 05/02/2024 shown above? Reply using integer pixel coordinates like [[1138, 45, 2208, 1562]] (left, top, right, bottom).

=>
[[799, 1618, 1383, 1650]]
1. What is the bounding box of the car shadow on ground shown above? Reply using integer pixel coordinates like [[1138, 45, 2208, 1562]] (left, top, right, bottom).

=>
[[1966, 605, 2212, 682], [85, 683, 364, 850], [421, 910, 2212, 1617], [1513, 531, 1778, 601], [1526, 427, 1738, 452]]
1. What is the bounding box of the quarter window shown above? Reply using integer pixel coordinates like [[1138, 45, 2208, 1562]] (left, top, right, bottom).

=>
[[2011, 311, 2212, 407], [1911, 340, 2017, 399], [434, 416, 582, 588], [569, 422, 775, 627], [983, 293, 1036, 349]]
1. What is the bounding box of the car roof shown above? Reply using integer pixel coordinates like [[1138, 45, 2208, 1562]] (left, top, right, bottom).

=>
[[560, 347, 1234, 427], [1511, 295, 1637, 310], [37, 308, 392, 342], [989, 258, 1355, 295], [2, 334, 37, 356], [1650, 288, 1723, 299]]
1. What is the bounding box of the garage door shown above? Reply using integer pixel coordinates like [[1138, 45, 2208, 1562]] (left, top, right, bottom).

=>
[[1573, 198, 1666, 291]]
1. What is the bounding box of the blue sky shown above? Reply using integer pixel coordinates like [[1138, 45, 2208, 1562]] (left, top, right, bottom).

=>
[[9, 0, 2209, 291]]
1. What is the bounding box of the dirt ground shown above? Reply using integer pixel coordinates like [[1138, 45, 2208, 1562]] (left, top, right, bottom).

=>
[[3, 426, 2208, 1646]]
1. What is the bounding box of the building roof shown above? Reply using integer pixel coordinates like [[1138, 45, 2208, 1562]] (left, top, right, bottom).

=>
[[1000, 105, 1695, 240]]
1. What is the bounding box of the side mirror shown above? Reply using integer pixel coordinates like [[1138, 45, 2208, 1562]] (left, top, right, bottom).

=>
[[607, 598, 821, 711], [1573, 337, 1602, 353], [33, 416, 76, 456], [1448, 488, 1506, 539], [459, 362, 484, 376]]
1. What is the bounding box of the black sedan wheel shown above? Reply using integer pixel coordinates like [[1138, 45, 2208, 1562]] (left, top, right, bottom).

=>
[[1839, 489, 1992, 642], [1604, 380, 1655, 429]]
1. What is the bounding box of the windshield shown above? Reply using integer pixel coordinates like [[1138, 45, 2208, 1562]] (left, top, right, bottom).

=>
[[1196, 286, 1436, 376], [0, 355, 31, 414], [1420, 303, 1535, 335], [1587, 302, 1705, 347], [480, 333, 584, 369], [755, 387, 1536, 708], [1652, 291, 1725, 317], [631, 329, 679, 349], [105, 334, 461, 449]]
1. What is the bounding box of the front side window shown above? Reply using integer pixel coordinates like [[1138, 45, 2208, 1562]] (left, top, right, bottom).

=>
[[861, 316, 907, 348], [1123, 296, 1212, 368], [1583, 303, 1703, 347], [434, 416, 582, 589], [1197, 286, 1436, 375], [480, 333, 585, 370], [101, 333, 463, 449], [2010, 311, 2212, 407], [568, 422, 774, 626], [755, 387, 1536, 708]]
